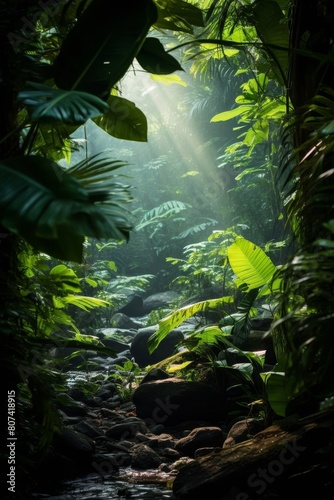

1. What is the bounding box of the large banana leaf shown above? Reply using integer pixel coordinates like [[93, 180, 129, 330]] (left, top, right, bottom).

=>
[[18, 82, 109, 125], [227, 237, 277, 290], [148, 296, 234, 353], [53, 0, 158, 96], [0, 155, 132, 262]]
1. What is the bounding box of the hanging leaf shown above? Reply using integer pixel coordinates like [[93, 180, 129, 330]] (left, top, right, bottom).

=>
[[53, 0, 158, 96], [18, 82, 109, 124], [94, 95, 147, 142], [136, 37, 184, 74], [154, 0, 204, 33], [253, 0, 289, 86], [228, 237, 277, 290], [150, 73, 188, 86]]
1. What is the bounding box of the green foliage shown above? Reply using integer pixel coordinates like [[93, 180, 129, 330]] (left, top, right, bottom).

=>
[[148, 296, 234, 353], [211, 73, 286, 153], [167, 227, 239, 297], [137, 37, 184, 74], [18, 82, 110, 125], [0, 154, 132, 262], [149, 235, 279, 353], [53, 0, 158, 95], [154, 0, 205, 32], [94, 95, 148, 142], [109, 360, 142, 401], [135, 200, 192, 232], [227, 236, 281, 291]]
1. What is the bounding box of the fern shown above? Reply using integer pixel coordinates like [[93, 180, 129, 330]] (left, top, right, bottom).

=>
[[135, 200, 191, 231], [174, 218, 218, 239]]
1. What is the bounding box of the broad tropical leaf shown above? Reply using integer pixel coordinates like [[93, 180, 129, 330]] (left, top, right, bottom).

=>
[[53, 0, 158, 96], [136, 37, 183, 74], [154, 0, 204, 33], [148, 296, 234, 353], [94, 96, 148, 142], [18, 82, 109, 124], [49, 264, 82, 293], [53, 295, 110, 311], [227, 237, 277, 290]]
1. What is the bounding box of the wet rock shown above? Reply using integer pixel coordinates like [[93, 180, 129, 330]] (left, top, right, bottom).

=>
[[131, 443, 162, 469], [141, 368, 171, 383], [94, 386, 116, 401], [91, 452, 120, 477], [143, 433, 177, 450], [130, 327, 184, 368], [74, 420, 104, 438], [52, 426, 95, 468], [175, 427, 225, 458], [57, 393, 88, 416], [96, 327, 136, 344], [132, 378, 227, 427], [223, 417, 266, 448], [106, 418, 149, 439], [117, 295, 144, 316], [142, 291, 180, 314], [110, 312, 143, 329]]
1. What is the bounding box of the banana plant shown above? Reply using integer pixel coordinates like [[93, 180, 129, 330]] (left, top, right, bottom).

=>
[[148, 236, 280, 353]]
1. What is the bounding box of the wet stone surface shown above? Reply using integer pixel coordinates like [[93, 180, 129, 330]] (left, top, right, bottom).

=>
[[33, 472, 176, 499]]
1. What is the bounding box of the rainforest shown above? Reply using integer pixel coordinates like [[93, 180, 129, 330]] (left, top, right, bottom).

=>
[[1, 1, 334, 499]]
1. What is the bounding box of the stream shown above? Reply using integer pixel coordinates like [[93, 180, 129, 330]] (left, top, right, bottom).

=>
[[33, 473, 175, 499], [32, 368, 178, 500]]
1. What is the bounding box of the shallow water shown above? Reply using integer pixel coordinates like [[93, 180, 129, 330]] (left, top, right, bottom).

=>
[[34, 471, 176, 499]]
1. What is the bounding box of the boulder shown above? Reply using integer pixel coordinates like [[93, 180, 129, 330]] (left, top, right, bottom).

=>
[[142, 291, 180, 314], [223, 417, 265, 448], [132, 378, 227, 427], [130, 443, 162, 469], [172, 415, 334, 499], [110, 313, 143, 329], [175, 427, 225, 458], [96, 329, 131, 351], [130, 327, 184, 367], [117, 295, 144, 317], [106, 418, 149, 439]]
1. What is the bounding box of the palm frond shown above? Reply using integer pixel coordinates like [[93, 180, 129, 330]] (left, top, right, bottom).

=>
[[135, 200, 191, 231], [148, 296, 234, 353], [18, 82, 109, 125], [0, 155, 132, 261], [174, 219, 218, 239]]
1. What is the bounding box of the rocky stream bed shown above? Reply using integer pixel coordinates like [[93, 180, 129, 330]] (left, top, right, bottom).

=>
[[30, 292, 334, 499]]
